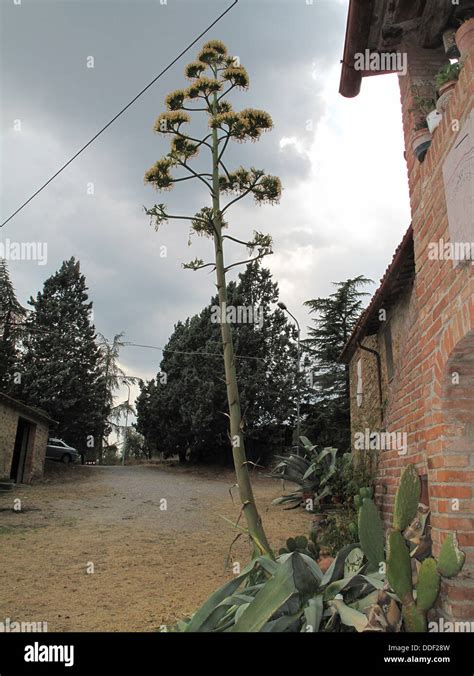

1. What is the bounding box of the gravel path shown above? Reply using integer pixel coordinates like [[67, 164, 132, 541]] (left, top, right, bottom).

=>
[[0, 463, 309, 631]]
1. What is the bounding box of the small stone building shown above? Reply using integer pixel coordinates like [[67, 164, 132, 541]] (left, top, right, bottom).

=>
[[339, 1, 473, 621], [0, 393, 55, 484]]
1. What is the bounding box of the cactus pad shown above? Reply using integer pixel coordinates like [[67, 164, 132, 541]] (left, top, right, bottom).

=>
[[402, 604, 427, 632], [416, 557, 440, 611], [437, 533, 466, 578], [358, 498, 385, 569], [393, 464, 420, 531], [387, 530, 413, 600]]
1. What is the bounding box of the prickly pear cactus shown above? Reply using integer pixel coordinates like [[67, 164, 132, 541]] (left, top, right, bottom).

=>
[[387, 530, 413, 600], [416, 557, 440, 611], [437, 533, 466, 578], [295, 535, 308, 550], [393, 464, 420, 531], [358, 497, 385, 569], [402, 604, 427, 632]]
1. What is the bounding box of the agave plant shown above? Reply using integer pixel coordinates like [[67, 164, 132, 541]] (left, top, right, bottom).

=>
[[270, 436, 340, 509], [174, 464, 465, 633]]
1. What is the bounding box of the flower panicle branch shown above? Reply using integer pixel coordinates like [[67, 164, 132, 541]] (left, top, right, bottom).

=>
[[182, 257, 216, 272]]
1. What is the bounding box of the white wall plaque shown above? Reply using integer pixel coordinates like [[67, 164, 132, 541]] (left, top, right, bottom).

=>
[[442, 109, 474, 267]]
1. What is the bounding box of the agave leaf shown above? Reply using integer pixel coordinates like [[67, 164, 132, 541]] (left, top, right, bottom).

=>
[[260, 611, 302, 632], [302, 463, 317, 480], [231, 557, 297, 632], [299, 435, 316, 451], [320, 543, 361, 587], [302, 595, 324, 632], [330, 599, 369, 632], [344, 547, 365, 577], [184, 562, 256, 631], [234, 602, 250, 623], [257, 557, 280, 576], [198, 603, 236, 632], [348, 589, 380, 612], [292, 552, 321, 596]]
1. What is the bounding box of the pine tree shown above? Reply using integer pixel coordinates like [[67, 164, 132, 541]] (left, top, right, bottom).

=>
[[303, 276, 372, 451], [20, 258, 103, 452], [0, 259, 25, 392]]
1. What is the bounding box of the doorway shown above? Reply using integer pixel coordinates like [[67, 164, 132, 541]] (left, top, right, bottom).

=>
[[10, 417, 34, 483]]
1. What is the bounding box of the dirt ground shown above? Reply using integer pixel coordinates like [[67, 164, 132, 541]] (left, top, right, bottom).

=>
[[0, 462, 310, 631]]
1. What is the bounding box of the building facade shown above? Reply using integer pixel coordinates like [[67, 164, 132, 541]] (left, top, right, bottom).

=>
[[0, 393, 54, 484], [340, 1, 474, 621]]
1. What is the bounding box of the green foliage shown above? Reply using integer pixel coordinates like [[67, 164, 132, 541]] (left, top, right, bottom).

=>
[[402, 604, 427, 632], [122, 427, 148, 461], [393, 463, 420, 530], [416, 558, 440, 612], [387, 530, 413, 600], [18, 258, 105, 453], [136, 263, 299, 464], [409, 82, 437, 130], [184, 463, 466, 633], [0, 259, 25, 393], [385, 464, 465, 632], [279, 535, 320, 559], [270, 437, 339, 509], [437, 533, 466, 577], [302, 276, 372, 452], [174, 547, 384, 633], [316, 509, 358, 556], [435, 62, 460, 89], [358, 497, 385, 570]]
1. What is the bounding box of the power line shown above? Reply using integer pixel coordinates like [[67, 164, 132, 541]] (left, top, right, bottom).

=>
[[123, 341, 265, 362], [0, 0, 239, 228]]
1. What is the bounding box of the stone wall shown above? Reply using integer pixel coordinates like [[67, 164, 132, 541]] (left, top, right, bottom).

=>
[[0, 400, 49, 483]]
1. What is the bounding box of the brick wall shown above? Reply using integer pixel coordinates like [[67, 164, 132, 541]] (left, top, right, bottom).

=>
[[348, 28, 474, 621], [391, 31, 473, 620]]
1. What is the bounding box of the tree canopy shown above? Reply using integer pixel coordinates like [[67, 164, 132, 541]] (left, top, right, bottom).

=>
[[302, 275, 372, 452], [136, 263, 298, 465]]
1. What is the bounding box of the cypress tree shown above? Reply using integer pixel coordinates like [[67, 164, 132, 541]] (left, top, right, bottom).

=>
[[0, 259, 25, 393], [20, 257, 103, 452]]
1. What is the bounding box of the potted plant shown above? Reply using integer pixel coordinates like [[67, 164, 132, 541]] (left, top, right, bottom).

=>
[[455, 14, 474, 55], [409, 84, 437, 161], [435, 62, 460, 113]]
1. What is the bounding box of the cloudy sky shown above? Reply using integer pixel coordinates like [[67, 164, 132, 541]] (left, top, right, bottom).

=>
[[1, 0, 411, 402]]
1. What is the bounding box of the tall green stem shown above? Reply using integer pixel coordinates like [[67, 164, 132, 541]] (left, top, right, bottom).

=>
[[210, 79, 272, 558]]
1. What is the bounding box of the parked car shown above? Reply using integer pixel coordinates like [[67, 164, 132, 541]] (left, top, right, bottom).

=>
[[46, 438, 81, 464]]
